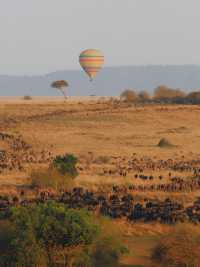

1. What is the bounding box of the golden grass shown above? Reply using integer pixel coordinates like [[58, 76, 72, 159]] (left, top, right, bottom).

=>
[[0, 98, 200, 201]]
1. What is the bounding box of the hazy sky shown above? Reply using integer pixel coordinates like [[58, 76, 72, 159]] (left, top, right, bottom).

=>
[[0, 0, 200, 74]]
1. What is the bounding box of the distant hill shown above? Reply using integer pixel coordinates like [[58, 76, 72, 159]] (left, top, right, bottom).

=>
[[1, 65, 200, 96]]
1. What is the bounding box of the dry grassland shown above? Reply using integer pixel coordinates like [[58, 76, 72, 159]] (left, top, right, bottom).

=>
[[1, 97, 200, 266], [0, 98, 200, 192]]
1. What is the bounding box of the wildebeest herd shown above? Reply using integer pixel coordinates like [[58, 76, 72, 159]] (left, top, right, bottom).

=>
[[0, 187, 200, 224], [0, 132, 53, 173], [1, 130, 200, 225], [78, 153, 200, 193]]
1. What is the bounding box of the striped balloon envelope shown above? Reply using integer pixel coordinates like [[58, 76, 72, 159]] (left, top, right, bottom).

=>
[[79, 49, 104, 81]]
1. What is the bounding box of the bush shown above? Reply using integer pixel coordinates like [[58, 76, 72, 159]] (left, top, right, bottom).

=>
[[23, 95, 32, 100], [90, 217, 128, 267], [30, 154, 79, 191], [157, 138, 174, 148], [52, 154, 78, 178], [151, 224, 200, 267], [91, 236, 126, 267]]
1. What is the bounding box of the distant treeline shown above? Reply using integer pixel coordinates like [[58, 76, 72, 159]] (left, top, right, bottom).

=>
[[120, 85, 200, 104]]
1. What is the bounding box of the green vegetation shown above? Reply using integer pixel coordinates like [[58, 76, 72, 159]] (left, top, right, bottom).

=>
[[0, 202, 127, 267], [52, 154, 78, 178], [31, 154, 78, 191]]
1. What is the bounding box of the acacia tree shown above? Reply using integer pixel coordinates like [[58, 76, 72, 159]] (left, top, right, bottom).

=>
[[138, 90, 150, 102], [154, 85, 185, 102], [51, 80, 69, 100], [120, 89, 138, 103]]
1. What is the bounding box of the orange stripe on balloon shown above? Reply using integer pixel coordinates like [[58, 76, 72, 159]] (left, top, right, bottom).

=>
[[80, 59, 104, 62]]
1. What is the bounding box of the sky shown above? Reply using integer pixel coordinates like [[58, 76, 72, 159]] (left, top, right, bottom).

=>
[[0, 0, 200, 75]]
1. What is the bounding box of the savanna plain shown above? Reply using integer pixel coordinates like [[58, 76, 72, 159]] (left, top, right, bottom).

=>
[[1, 97, 200, 267]]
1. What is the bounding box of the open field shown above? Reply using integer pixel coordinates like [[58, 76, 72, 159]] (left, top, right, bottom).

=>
[[1, 97, 200, 266]]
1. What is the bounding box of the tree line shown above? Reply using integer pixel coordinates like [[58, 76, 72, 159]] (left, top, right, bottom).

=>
[[120, 85, 200, 104]]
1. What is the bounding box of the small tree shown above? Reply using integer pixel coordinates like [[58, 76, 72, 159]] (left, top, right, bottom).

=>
[[52, 154, 78, 178], [51, 80, 69, 100]]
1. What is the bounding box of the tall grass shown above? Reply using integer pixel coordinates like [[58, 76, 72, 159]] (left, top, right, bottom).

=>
[[30, 167, 75, 191], [151, 223, 200, 267]]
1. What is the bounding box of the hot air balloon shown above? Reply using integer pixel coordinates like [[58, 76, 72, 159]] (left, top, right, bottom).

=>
[[79, 49, 104, 81]]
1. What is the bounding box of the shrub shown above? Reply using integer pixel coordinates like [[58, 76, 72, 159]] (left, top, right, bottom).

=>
[[91, 236, 126, 267], [52, 154, 78, 178], [23, 95, 32, 100], [90, 217, 128, 267], [151, 224, 200, 267], [157, 138, 174, 148]]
